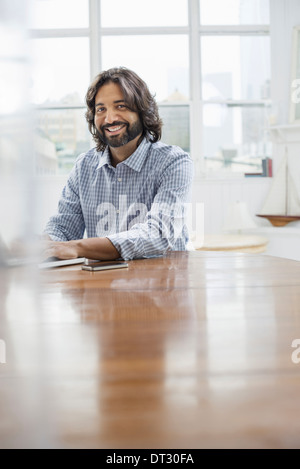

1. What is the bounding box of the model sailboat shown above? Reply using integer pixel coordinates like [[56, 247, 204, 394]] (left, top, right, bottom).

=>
[[256, 145, 300, 226]]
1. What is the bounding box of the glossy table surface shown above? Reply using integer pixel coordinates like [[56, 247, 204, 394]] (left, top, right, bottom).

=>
[[0, 251, 300, 449]]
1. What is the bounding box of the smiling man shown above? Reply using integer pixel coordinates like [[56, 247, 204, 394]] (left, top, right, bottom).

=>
[[43, 67, 194, 261]]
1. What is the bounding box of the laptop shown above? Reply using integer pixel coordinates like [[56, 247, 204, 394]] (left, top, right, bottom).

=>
[[38, 257, 85, 269]]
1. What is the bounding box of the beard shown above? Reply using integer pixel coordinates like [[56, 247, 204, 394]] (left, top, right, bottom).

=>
[[96, 119, 143, 148]]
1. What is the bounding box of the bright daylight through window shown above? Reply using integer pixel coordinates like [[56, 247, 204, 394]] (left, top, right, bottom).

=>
[[30, 0, 270, 177]]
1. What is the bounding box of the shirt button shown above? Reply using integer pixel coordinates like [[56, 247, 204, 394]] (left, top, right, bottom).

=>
[[117, 178, 122, 182], [116, 210, 120, 214]]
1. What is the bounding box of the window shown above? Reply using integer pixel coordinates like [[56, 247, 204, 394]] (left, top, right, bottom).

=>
[[30, 0, 271, 176], [101, 0, 188, 27]]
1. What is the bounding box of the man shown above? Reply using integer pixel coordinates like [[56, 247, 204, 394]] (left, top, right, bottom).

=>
[[43, 67, 193, 261]]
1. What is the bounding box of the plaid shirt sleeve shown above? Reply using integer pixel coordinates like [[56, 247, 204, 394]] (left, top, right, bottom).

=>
[[44, 161, 85, 241]]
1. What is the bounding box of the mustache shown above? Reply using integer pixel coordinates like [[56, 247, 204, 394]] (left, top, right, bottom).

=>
[[101, 122, 128, 131]]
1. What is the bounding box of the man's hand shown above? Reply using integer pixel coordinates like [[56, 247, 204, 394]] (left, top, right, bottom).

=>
[[42, 240, 79, 260], [41, 237, 120, 261]]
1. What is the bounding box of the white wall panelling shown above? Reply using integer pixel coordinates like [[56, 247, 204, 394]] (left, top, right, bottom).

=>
[[192, 177, 272, 235]]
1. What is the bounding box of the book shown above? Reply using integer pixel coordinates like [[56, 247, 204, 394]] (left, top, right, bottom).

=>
[[262, 157, 273, 177]]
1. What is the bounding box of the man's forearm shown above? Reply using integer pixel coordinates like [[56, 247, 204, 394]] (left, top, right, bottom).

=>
[[75, 237, 120, 260]]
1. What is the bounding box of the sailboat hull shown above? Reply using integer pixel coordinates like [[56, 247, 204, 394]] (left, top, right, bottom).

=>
[[256, 214, 300, 227]]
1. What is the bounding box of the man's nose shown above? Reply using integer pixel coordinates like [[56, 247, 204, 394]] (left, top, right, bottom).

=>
[[104, 108, 118, 124]]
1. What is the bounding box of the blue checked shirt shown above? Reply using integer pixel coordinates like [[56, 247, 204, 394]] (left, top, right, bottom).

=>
[[45, 137, 194, 260]]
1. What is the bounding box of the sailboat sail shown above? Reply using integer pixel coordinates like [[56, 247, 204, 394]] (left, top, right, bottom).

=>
[[257, 144, 300, 225], [257, 124, 300, 226]]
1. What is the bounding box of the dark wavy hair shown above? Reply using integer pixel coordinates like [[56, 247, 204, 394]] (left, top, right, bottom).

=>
[[85, 67, 163, 152]]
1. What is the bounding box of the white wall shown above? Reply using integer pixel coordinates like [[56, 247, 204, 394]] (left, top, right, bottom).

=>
[[192, 177, 272, 234]]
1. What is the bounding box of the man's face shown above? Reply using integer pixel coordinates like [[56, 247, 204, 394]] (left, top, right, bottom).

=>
[[94, 81, 143, 148]]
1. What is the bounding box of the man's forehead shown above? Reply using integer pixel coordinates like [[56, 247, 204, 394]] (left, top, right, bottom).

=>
[[95, 81, 124, 101]]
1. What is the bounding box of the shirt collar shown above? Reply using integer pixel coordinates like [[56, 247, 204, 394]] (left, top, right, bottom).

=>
[[96, 137, 151, 172], [96, 146, 112, 171]]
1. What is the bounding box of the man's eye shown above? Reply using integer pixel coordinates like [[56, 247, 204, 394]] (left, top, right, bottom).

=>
[[96, 107, 104, 113]]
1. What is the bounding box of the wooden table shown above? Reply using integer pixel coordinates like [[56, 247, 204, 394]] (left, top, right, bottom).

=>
[[0, 251, 300, 449]]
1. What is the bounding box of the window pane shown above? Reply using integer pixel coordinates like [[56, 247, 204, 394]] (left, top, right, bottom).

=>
[[159, 105, 190, 152], [101, 0, 188, 27], [35, 109, 91, 175], [203, 104, 271, 174], [201, 36, 270, 100], [30, 0, 89, 29], [31, 38, 90, 104], [101, 35, 189, 102], [200, 0, 269, 25]]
